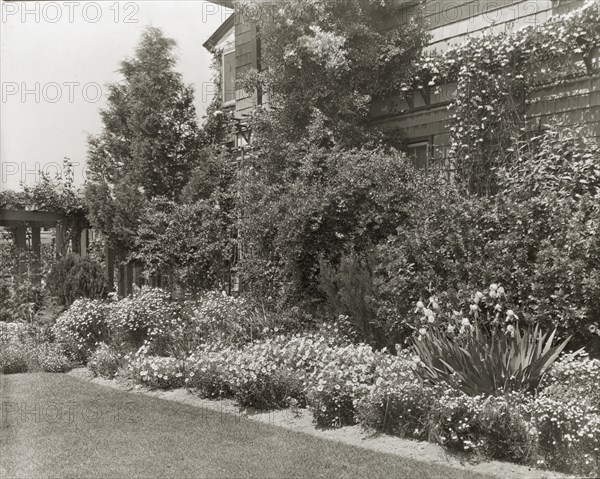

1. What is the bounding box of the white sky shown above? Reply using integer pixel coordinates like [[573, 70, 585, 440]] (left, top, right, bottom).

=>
[[0, 0, 232, 191]]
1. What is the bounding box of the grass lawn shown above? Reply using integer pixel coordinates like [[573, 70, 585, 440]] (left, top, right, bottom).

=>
[[1, 373, 494, 479]]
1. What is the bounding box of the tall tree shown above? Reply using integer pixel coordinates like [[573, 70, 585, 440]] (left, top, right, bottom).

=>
[[85, 27, 204, 255]]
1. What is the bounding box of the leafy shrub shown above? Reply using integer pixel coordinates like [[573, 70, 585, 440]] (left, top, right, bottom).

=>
[[88, 343, 122, 378], [0, 321, 32, 346], [0, 245, 48, 323], [47, 254, 107, 306], [373, 182, 501, 345], [374, 126, 600, 351], [182, 291, 320, 347], [412, 324, 571, 397], [0, 344, 29, 374], [0, 275, 13, 323], [46, 254, 77, 300], [52, 298, 111, 362], [241, 146, 417, 309], [62, 257, 107, 305], [0, 342, 71, 373], [134, 198, 234, 292]]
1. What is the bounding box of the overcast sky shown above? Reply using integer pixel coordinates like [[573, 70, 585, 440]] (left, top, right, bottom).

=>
[[1, 0, 232, 191]]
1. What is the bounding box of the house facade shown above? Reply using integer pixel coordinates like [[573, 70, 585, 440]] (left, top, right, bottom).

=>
[[204, 0, 599, 164]]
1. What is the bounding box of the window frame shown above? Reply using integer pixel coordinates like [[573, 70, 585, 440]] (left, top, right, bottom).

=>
[[406, 138, 432, 171], [221, 42, 236, 107]]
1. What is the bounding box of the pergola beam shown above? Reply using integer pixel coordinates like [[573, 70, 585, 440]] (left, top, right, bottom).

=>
[[0, 209, 67, 227]]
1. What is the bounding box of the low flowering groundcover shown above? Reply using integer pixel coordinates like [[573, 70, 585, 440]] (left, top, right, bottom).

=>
[[99, 333, 599, 477], [0, 322, 73, 374]]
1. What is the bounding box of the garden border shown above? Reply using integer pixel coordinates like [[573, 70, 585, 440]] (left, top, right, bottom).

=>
[[67, 367, 572, 479]]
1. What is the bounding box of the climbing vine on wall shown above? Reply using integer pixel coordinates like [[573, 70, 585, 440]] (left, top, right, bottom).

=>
[[405, 0, 600, 194], [202, 50, 236, 146]]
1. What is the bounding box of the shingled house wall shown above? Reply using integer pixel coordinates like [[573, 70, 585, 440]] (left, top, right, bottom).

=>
[[211, 0, 599, 157]]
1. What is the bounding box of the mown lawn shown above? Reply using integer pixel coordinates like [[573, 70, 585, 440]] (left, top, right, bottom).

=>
[[1, 373, 493, 479]]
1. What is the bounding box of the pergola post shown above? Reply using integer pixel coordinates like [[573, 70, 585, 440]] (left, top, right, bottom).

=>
[[15, 225, 27, 278], [126, 262, 134, 296], [133, 262, 143, 289], [80, 229, 89, 257], [105, 244, 115, 291], [71, 228, 81, 255], [118, 262, 134, 297], [55, 222, 65, 257], [118, 263, 126, 297], [31, 226, 41, 284]]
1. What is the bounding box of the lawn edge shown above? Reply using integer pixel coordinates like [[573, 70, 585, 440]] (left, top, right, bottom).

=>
[[64, 368, 574, 479]]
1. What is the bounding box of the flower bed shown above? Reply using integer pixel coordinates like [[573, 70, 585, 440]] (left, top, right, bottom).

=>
[[53, 289, 598, 476], [120, 337, 599, 476]]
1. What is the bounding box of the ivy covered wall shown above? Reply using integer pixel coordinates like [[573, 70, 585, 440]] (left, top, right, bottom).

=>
[[371, 0, 600, 191]]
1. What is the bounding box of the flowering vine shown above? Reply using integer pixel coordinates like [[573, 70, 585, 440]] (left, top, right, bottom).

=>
[[404, 0, 600, 194]]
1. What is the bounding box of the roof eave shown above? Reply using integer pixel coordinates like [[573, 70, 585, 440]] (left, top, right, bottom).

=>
[[203, 13, 235, 52], [205, 0, 234, 8]]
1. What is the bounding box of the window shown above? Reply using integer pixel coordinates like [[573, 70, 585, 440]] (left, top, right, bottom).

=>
[[222, 46, 236, 105], [406, 141, 430, 170]]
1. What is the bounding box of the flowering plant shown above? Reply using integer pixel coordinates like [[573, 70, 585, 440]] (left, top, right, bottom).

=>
[[306, 344, 403, 427], [87, 343, 122, 378], [108, 287, 180, 350], [531, 395, 600, 475], [52, 298, 111, 361], [356, 378, 438, 440], [540, 352, 600, 411], [412, 284, 518, 339], [406, 1, 600, 193], [128, 353, 186, 390], [185, 343, 233, 398]]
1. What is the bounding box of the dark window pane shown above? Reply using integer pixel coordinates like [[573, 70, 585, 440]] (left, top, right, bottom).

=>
[[223, 51, 236, 104], [407, 143, 429, 170]]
